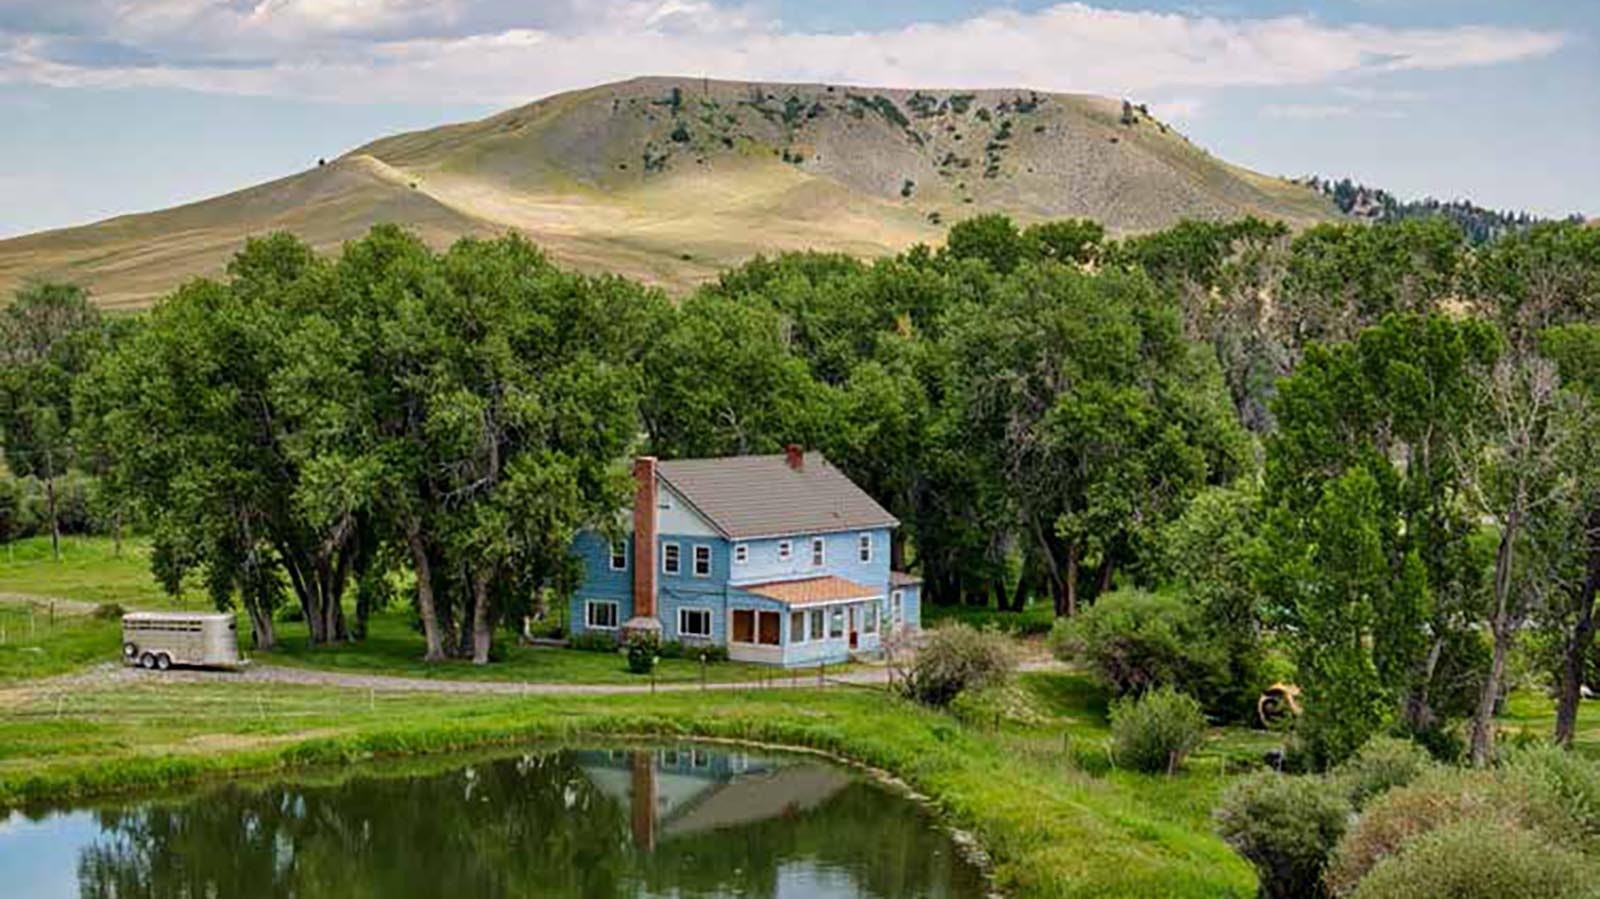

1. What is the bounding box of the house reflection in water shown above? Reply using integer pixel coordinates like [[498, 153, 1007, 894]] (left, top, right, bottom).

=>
[[574, 747, 854, 852]]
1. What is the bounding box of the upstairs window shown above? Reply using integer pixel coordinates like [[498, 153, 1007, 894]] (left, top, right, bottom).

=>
[[662, 542, 681, 575], [857, 533, 872, 563], [734, 543, 748, 565], [693, 545, 712, 578], [811, 537, 825, 567], [778, 540, 793, 561], [609, 541, 627, 571]]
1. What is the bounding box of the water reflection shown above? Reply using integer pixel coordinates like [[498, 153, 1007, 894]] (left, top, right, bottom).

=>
[[0, 746, 986, 899]]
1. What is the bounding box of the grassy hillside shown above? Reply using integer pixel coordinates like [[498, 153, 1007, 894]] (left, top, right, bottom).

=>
[[0, 76, 1338, 307]]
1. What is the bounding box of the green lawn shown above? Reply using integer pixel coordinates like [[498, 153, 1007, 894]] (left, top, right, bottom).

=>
[[0, 535, 190, 608], [0, 602, 120, 682]]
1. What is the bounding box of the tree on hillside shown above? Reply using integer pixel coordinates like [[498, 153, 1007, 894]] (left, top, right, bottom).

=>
[[1473, 220, 1600, 348], [0, 283, 107, 560]]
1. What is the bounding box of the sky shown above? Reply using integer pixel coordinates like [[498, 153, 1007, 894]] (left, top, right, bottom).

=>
[[0, 0, 1594, 238]]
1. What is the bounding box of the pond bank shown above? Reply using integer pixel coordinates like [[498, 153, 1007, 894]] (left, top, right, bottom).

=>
[[0, 679, 1255, 898]]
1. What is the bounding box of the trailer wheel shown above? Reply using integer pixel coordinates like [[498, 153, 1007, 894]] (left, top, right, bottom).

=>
[[155, 653, 172, 671], [139, 652, 157, 670], [122, 642, 139, 660]]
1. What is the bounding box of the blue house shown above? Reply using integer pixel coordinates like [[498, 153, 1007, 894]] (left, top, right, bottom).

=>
[[570, 446, 922, 666]]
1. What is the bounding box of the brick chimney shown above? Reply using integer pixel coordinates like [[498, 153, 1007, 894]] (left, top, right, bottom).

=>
[[631, 456, 658, 621], [785, 444, 804, 471]]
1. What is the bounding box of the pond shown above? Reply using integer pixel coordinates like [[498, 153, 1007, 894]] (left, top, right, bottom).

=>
[[0, 745, 989, 898]]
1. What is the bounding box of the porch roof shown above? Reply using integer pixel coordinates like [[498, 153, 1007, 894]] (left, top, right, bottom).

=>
[[741, 576, 881, 607]]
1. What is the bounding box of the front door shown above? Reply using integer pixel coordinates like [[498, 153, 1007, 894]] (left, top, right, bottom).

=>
[[848, 605, 859, 649]]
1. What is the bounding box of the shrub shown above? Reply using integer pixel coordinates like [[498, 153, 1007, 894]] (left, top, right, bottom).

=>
[[901, 623, 1015, 707], [91, 602, 127, 621], [1109, 686, 1207, 774], [1050, 589, 1226, 705], [1215, 773, 1350, 899], [1348, 818, 1595, 899], [568, 631, 618, 653], [626, 633, 659, 674], [1324, 767, 1577, 895], [1332, 736, 1436, 810], [1500, 744, 1600, 839]]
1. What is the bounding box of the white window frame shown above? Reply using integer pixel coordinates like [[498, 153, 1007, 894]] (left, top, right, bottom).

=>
[[778, 540, 793, 561], [734, 543, 749, 565], [790, 610, 807, 643], [662, 541, 681, 575], [585, 600, 619, 631], [811, 537, 825, 567], [858, 533, 872, 563], [864, 602, 879, 634], [890, 589, 904, 626], [829, 606, 845, 638], [692, 544, 712, 578], [809, 608, 825, 641], [609, 540, 627, 571], [678, 606, 713, 639]]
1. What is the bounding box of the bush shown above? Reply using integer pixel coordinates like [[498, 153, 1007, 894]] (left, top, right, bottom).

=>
[[626, 633, 659, 674], [1332, 736, 1436, 810], [568, 631, 619, 653], [1500, 744, 1600, 839], [1109, 686, 1207, 774], [1348, 818, 1595, 899], [1215, 773, 1350, 899], [1324, 767, 1577, 895], [1050, 589, 1227, 705], [91, 602, 127, 621], [901, 623, 1015, 707]]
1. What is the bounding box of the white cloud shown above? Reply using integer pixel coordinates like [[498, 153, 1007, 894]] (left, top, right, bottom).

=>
[[1262, 103, 1358, 119], [0, 1, 1567, 105]]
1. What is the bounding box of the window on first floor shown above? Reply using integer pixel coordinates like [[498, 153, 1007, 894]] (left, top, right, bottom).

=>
[[829, 606, 845, 639], [609, 541, 627, 571], [790, 610, 807, 643], [864, 602, 879, 634], [731, 609, 781, 646], [678, 607, 712, 639], [890, 590, 903, 625], [586, 600, 619, 630], [810, 608, 825, 642]]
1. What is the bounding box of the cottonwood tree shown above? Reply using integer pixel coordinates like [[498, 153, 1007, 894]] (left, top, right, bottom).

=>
[[1536, 325, 1600, 746], [1454, 350, 1588, 766], [1261, 314, 1499, 761], [0, 283, 106, 560], [948, 263, 1249, 616]]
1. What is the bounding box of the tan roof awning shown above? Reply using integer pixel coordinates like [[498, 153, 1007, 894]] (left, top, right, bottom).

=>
[[741, 576, 882, 607]]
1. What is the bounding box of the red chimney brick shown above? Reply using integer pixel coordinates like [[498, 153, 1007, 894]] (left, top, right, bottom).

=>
[[785, 444, 804, 471], [632, 456, 658, 620]]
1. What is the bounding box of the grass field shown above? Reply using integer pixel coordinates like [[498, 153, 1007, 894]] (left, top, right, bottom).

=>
[[0, 535, 187, 608]]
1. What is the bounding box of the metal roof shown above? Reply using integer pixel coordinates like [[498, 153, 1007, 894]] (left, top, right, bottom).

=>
[[656, 452, 897, 539]]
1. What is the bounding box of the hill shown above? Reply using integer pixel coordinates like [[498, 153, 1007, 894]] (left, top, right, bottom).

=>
[[0, 76, 1338, 308]]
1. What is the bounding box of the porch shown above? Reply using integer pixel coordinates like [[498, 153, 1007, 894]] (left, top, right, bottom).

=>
[[727, 577, 884, 667]]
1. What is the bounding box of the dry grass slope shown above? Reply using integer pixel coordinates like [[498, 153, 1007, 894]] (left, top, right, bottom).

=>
[[0, 76, 1338, 308]]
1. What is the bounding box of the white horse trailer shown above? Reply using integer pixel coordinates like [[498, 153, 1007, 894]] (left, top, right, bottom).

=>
[[121, 612, 244, 670]]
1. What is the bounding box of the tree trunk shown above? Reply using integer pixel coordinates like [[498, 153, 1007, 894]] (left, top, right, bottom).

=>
[[1008, 566, 1032, 613], [44, 474, 60, 562], [471, 573, 494, 666], [890, 531, 907, 573], [1471, 625, 1513, 767], [1062, 541, 1080, 618], [1556, 508, 1600, 747], [1471, 523, 1519, 767], [112, 509, 123, 557], [246, 601, 276, 652], [405, 523, 446, 662], [1094, 554, 1115, 597]]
